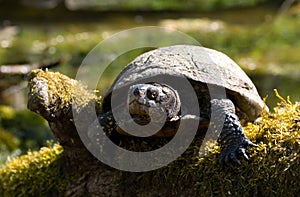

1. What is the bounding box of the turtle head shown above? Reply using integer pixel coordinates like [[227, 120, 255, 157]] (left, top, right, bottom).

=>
[[128, 83, 181, 122]]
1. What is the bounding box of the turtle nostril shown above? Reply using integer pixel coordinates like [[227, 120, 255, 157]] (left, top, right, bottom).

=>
[[133, 88, 140, 97]]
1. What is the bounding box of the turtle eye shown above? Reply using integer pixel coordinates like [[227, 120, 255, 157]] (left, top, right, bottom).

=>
[[147, 88, 159, 100]]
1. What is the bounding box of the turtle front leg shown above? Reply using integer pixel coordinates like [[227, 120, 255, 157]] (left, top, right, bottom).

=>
[[88, 111, 120, 152], [97, 111, 117, 137], [210, 99, 257, 166]]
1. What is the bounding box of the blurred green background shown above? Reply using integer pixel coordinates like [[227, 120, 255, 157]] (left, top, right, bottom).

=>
[[0, 0, 299, 165]]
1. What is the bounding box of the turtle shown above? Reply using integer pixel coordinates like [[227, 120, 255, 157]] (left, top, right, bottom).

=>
[[96, 45, 268, 166]]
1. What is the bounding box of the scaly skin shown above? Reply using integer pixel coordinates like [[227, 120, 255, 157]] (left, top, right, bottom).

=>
[[210, 99, 257, 166], [96, 85, 257, 167], [218, 112, 257, 166], [97, 111, 116, 137]]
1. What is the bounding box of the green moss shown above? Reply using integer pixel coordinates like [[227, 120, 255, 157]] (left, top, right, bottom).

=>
[[0, 128, 19, 152], [0, 106, 20, 157], [28, 69, 101, 112], [0, 128, 20, 166], [0, 143, 67, 196], [0, 105, 16, 121], [136, 91, 300, 196], [0, 104, 54, 156], [1, 93, 299, 196]]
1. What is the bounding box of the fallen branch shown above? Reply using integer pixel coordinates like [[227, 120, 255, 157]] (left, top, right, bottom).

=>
[[0, 60, 61, 76]]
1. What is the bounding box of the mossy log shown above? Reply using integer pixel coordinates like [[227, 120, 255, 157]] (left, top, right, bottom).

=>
[[1, 69, 299, 196], [26, 69, 122, 196]]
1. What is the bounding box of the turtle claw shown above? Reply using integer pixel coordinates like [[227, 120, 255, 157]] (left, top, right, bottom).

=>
[[221, 152, 242, 167], [230, 153, 242, 166], [219, 148, 241, 167], [219, 138, 256, 167], [239, 148, 249, 161], [243, 137, 258, 147]]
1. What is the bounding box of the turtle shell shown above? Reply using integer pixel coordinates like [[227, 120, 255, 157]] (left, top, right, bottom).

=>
[[103, 45, 267, 121]]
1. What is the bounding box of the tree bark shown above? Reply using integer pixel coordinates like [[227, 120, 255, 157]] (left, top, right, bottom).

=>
[[27, 69, 122, 196]]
